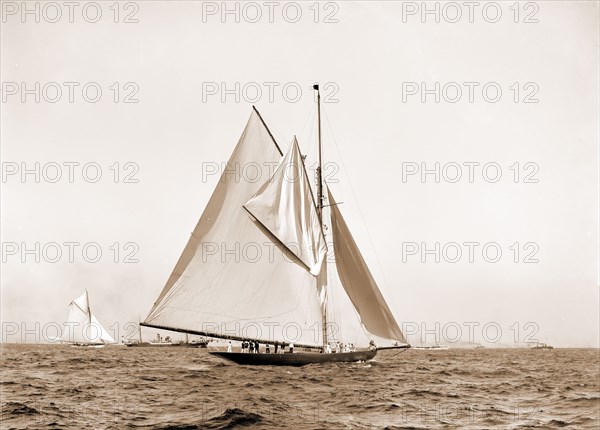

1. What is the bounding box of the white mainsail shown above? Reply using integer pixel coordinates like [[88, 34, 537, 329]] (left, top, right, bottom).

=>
[[143, 110, 325, 347], [61, 290, 115, 344], [143, 107, 407, 348]]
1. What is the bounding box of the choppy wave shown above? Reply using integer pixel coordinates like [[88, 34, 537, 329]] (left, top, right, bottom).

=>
[[2, 401, 41, 416], [1, 345, 598, 429]]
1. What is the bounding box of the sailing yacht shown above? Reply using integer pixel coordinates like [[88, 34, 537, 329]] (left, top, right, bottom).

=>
[[141, 85, 410, 365], [61, 290, 115, 347]]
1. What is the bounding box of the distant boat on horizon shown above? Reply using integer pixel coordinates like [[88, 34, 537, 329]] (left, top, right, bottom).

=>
[[413, 344, 449, 350], [60, 290, 115, 347], [530, 342, 554, 350], [139, 85, 411, 366], [124, 328, 208, 348]]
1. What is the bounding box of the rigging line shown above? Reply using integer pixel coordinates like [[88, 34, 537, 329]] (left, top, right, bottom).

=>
[[320, 106, 394, 295], [295, 101, 316, 151], [391, 348, 410, 358], [329, 224, 371, 346], [298, 102, 317, 148], [326, 255, 338, 342], [302, 96, 317, 132], [267, 124, 288, 150], [297, 105, 317, 190], [304, 119, 318, 202]]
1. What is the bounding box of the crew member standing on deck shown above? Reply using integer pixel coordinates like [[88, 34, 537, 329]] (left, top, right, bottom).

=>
[[289, 342, 294, 354]]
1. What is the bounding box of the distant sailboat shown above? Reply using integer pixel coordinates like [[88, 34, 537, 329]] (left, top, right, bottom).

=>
[[61, 290, 115, 347], [141, 85, 410, 365]]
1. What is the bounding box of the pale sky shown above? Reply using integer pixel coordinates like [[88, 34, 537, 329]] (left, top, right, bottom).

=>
[[1, 1, 598, 347]]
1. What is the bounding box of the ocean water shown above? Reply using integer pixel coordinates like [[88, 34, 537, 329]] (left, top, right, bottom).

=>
[[1, 345, 598, 429]]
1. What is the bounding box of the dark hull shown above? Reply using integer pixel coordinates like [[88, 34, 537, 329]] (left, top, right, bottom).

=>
[[209, 350, 377, 366]]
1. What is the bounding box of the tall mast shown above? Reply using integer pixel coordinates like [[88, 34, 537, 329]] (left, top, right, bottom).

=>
[[313, 84, 328, 350], [85, 289, 92, 343], [85, 289, 91, 326], [314, 85, 324, 221]]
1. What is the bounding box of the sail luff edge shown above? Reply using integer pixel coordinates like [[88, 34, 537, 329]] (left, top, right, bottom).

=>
[[252, 105, 283, 156]]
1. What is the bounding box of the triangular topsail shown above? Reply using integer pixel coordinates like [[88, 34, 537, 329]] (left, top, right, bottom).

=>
[[244, 137, 327, 276], [327, 189, 407, 344]]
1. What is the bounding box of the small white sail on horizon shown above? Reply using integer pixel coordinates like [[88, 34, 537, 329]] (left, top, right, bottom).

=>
[[61, 290, 115, 345]]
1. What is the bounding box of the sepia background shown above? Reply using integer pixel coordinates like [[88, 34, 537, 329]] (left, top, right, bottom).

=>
[[1, 1, 598, 347]]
